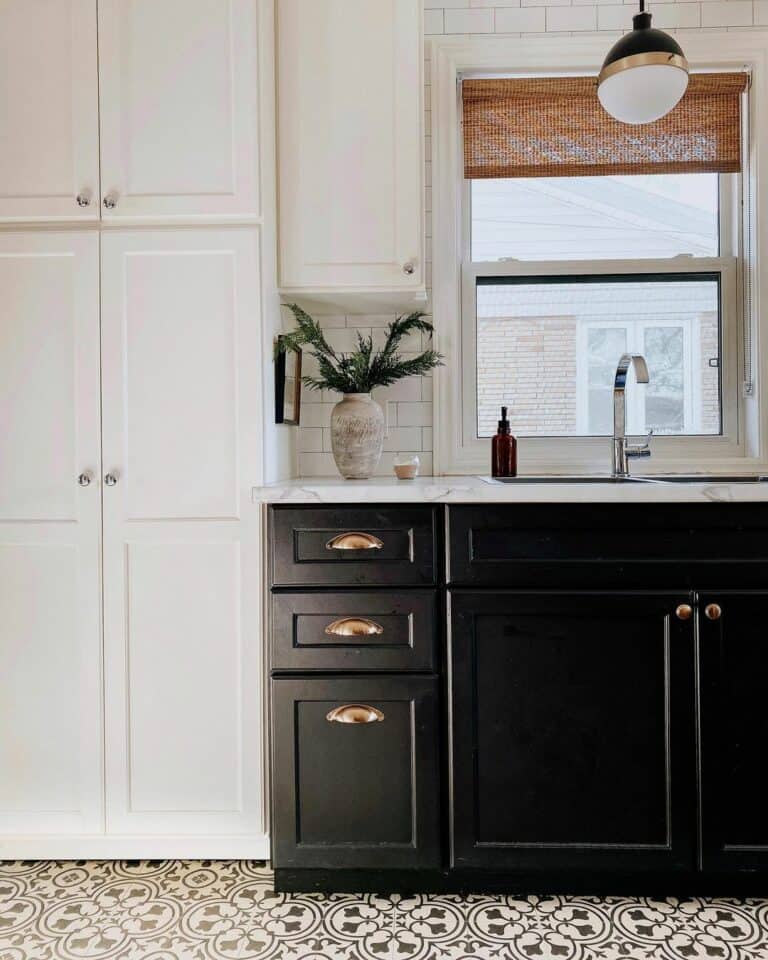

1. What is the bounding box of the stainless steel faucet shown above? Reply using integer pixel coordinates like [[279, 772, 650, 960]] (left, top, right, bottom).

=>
[[612, 353, 652, 478]]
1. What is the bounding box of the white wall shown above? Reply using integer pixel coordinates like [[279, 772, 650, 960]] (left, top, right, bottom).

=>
[[296, 0, 765, 477]]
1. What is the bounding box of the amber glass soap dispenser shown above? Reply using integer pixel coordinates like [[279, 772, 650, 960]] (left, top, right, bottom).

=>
[[492, 406, 517, 478]]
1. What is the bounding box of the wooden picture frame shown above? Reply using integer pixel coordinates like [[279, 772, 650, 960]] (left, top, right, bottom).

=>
[[275, 337, 302, 425]]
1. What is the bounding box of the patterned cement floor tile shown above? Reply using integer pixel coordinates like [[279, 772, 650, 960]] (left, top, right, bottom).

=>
[[391, 893, 768, 960], [1, 862, 767, 960]]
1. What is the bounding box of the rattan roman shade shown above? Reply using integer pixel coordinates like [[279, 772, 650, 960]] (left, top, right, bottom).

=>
[[463, 73, 747, 179]]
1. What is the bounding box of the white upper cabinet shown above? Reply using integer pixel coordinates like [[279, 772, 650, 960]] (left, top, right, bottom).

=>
[[98, 0, 260, 220], [0, 1, 99, 222], [278, 0, 424, 305]]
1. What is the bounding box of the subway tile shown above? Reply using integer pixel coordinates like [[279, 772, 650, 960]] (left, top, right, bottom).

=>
[[445, 7, 495, 31], [298, 427, 323, 453], [424, 9, 444, 33], [298, 451, 337, 477], [547, 5, 598, 29], [649, 2, 701, 28], [396, 401, 433, 427], [701, 0, 752, 25], [300, 403, 334, 429], [755, 0, 768, 23], [495, 6, 546, 28], [422, 427, 433, 452], [382, 426, 424, 452], [522, 0, 570, 7], [426, 0, 468, 6], [374, 377, 424, 403], [471, 0, 520, 6], [597, 4, 632, 28]]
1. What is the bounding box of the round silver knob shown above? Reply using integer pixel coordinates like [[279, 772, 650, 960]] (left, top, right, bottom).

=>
[[76, 193, 91, 208], [104, 473, 118, 486], [77, 473, 91, 487], [103, 194, 118, 210], [402, 261, 415, 275]]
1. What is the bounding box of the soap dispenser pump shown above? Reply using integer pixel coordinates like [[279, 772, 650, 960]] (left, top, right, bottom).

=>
[[492, 406, 517, 478]]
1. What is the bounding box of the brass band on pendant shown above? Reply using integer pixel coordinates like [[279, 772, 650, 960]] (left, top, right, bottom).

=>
[[598, 51, 689, 85]]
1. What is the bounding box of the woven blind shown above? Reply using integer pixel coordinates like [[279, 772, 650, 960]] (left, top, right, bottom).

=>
[[463, 73, 747, 179]]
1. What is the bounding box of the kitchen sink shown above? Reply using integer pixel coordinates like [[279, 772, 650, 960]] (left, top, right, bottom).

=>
[[483, 474, 768, 484]]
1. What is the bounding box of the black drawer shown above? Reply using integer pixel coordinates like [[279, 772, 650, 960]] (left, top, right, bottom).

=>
[[270, 505, 437, 587], [271, 590, 436, 672], [271, 676, 440, 870], [449, 503, 768, 588]]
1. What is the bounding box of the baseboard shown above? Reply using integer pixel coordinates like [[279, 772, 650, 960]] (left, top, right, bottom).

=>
[[0, 833, 271, 860]]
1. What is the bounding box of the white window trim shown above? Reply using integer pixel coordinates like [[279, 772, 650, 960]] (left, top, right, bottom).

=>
[[430, 32, 767, 476]]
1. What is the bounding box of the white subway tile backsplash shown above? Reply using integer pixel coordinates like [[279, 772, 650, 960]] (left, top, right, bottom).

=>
[[445, 7, 495, 31], [471, 0, 521, 6], [397, 401, 433, 427], [298, 427, 323, 452], [547, 5, 598, 29], [700, 0, 752, 25], [495, 7, 547, 29], [597, 4, 633, 28], [755, 0, 768, 24], [649, 2, 701, 28], [383, 426, 424, 452], [426, 0, 467, 6]]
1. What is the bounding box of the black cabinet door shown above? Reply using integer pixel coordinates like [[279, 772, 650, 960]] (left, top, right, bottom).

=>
[[271, 676, 440, 870], [699, 591, 768, 873], [450, 591, 696, 874]]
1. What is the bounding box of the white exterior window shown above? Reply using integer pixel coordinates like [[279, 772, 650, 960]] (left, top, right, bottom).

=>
[[464, 172, 739, 452]]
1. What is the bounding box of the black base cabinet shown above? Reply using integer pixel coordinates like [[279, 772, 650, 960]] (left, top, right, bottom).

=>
[[450, 591, 697, 875], [271, 676, 440, 870], [699, 591, 768, 874], [269, 504, 768, 894]]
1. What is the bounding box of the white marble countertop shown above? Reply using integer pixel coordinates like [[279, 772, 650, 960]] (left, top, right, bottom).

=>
[[251, 475, 768, 504]]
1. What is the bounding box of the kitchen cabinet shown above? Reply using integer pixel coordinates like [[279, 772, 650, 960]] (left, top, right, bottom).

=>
[[272, 676, 440, 870], [277, 0, 424, 307], [101, 229, 264, 839], [698, 591, 768, 873], [0, 0, 99, 221], [98, 0, 259, 220], [450, 591, 697, 874], [0, 232, 102, 836]]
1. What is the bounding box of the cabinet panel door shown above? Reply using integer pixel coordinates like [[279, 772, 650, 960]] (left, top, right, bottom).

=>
[[450, 592, 696, 874], [699, 592, 768, 873], [272, 677, 440, 870], [0, 0, 98, 222], [101, 228, 264, 837], [0, 233, 101, 836], [98, 0, 259, 220], [278, 0, 423, 291]]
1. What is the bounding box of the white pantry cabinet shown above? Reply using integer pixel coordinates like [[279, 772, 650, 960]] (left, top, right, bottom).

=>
[[100, 229, 264, 841], [98, 0, 260, 220], [277, 0, 424, 307], [0, 0, 99, 221], [0, 232, 102, 836]]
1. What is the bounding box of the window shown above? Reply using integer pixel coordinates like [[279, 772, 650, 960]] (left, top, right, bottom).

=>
[[458, 72, 747, 465]]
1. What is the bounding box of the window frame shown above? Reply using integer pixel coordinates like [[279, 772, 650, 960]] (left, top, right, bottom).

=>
[[460, 172, 741, 465], [430, 33, 766, 476]]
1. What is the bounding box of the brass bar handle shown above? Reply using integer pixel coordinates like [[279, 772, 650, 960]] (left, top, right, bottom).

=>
[[324, 617, 384, 637], [325, 532, 383, 551], [704, 603, 722, 620], [675, 604, 693, 621], [326, 704, 385, 724]]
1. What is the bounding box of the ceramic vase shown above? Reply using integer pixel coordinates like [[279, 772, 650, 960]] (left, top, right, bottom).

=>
[[330, 393, 384, 479]]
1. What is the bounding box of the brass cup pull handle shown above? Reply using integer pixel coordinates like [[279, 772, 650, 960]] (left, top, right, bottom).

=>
[[705, 603, 722, 620], [325, 532, 383, 551], [326, 704, 385, 724], [675, 604, 693, 621], [325, 617, 384, 637]]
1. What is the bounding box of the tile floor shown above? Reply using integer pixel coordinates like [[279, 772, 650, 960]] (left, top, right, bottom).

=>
[[0, 860, 767, 959]]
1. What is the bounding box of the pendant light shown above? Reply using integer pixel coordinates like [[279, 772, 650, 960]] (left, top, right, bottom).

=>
[[598, 0, 689, 125]]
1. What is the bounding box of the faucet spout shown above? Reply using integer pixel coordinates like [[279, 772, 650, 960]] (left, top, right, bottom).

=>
[[612, 353, 651, 478]]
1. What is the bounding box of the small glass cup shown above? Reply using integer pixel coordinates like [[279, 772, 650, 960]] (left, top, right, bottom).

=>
[[393, 454, 420, 480]]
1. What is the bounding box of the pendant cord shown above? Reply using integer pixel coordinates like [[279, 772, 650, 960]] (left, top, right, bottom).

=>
[[639, 0, 645, 11]]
